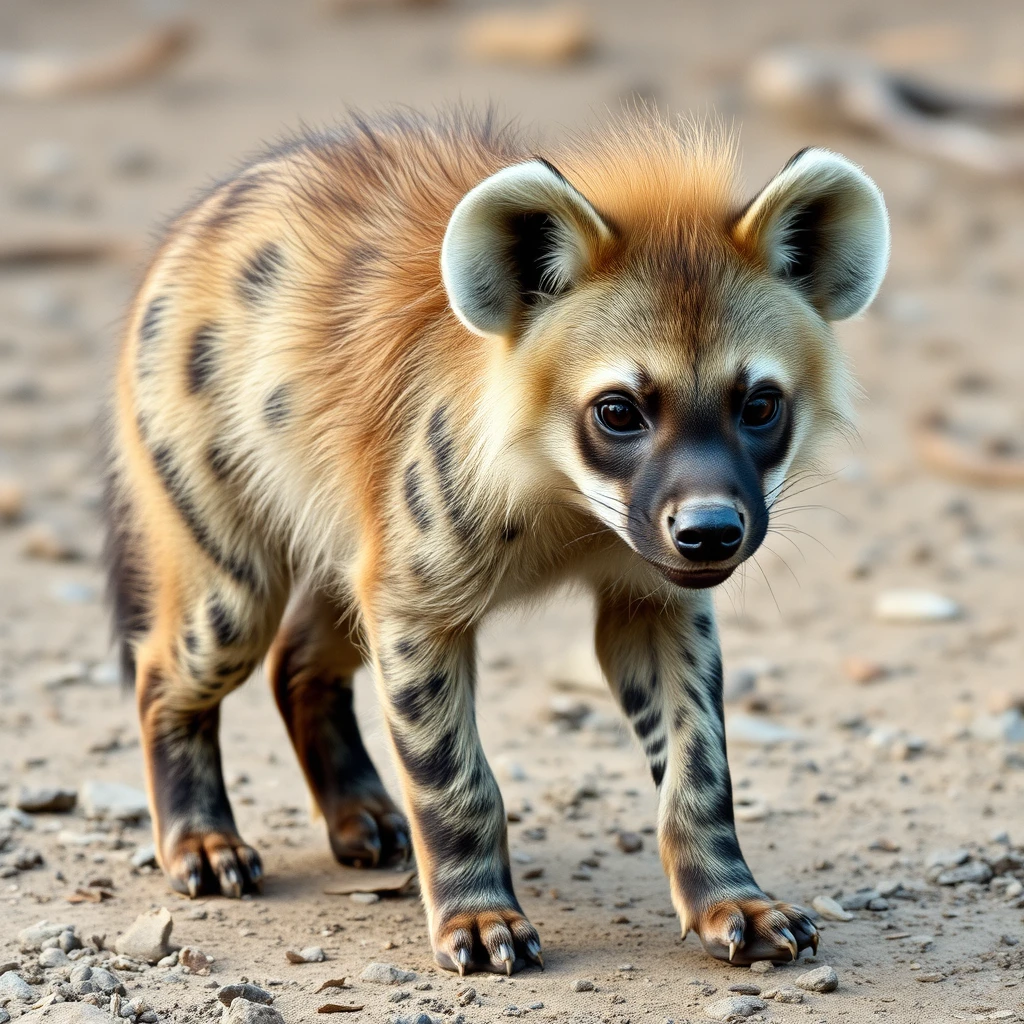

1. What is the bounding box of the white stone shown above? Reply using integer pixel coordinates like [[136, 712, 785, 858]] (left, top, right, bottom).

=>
[[726, 714, 803, 746], [873, 590, 960, 624], [811, 895, 854, 922], [360, 962, 417, 985], [80, 781, 149, 821], [19, 920, 73, 950], [18, 1003, 110, 1024]]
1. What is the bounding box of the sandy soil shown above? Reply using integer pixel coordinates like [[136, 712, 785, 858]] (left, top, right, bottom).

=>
[[1, 1, 1023, 1022]]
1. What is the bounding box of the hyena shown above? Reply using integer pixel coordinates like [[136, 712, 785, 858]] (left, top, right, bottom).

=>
[[104, 110, 888, 974]]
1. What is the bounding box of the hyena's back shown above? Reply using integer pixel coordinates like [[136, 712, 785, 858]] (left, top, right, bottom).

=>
[[105, 112, 523, 673]]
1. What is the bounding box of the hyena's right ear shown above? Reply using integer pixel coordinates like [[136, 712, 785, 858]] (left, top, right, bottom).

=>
[[441, 160, 612, 339]]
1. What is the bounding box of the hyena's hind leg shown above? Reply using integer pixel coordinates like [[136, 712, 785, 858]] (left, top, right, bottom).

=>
[[134, 572, 287, 899], [266, 589, 411, 868]]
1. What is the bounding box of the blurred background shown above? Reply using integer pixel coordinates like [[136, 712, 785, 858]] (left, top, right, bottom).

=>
[[1, 0, 1024, 1015]]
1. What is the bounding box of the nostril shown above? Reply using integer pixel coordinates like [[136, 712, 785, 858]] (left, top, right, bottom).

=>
[[720, 525, 742, 549], [675, 528, 703, 549]]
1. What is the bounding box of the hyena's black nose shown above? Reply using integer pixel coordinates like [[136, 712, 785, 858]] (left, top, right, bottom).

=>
[[670, 504, 744, 563]]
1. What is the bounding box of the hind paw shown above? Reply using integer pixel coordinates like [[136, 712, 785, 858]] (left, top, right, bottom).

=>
[[162, 830, 263, 898], [691, 895, 818, 964]]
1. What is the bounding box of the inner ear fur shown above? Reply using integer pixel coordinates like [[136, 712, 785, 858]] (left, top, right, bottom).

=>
[[441, 159, 612, 339], [733, 148, 890, 321]]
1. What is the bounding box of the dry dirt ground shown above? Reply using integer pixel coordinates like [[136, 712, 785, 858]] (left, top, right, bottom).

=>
[[1, 1, 1024, 1023]]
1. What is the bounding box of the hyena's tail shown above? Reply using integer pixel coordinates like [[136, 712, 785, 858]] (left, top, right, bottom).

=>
[[100, 410, 150, 688]]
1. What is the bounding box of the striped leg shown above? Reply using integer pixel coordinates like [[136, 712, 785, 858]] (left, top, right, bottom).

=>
[[135, 570, 286, 898], [369, 617, 541, 975], [266, 589, 410, 867], [595, 589, 817, 964]]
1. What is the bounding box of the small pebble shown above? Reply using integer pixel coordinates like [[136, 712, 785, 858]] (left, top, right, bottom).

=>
[[728, 983, 761, 995], [0, 480, 25, 524], [795, 965, 839, 993], [703, 995, 765, 1020], [616, 832, 643, 854], [218, 983, 274, 1007], [748, 961, 774, 974], [456, 986, 476, 1006], [359, 962, 416, 985], [874, 589, 960, 623], [350, 892, 380, 905], [811, 895, 854, 922], [572, 979, 594, 992]]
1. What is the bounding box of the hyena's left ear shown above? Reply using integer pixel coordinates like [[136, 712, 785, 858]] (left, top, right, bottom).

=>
[[441, 159, 612, 338], [733, 148, 890, 321]]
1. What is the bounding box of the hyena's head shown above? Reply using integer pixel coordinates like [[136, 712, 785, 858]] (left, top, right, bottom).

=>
[[441, 124, 889, 588]]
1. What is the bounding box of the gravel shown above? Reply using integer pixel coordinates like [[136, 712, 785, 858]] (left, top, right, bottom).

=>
[[19, 921, 74, 951], [795, 965, 840, 993], [936, 861, 994, 886], [571, 979, 594, 992]]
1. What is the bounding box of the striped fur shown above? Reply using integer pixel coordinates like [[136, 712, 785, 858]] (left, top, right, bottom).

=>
[[103, 108, 886, 972]]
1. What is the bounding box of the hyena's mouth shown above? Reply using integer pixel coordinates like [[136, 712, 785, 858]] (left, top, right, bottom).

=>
[[647, 561, 737, 590]]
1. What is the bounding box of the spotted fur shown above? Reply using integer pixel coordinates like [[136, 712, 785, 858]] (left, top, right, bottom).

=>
[[103, 108, 888, 973]]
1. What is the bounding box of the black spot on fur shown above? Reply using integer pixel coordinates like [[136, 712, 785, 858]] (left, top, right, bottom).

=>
[[208, 599, 241, 648], [645, 735, 667, 758], [618, 676, 651, 718], [215, 661, 247, 679], [394, 638, 418, 660], [501, 519, 522, 543], [633, 708, 661, 741], [390, 672, 446, 724], [391, 727, 461, 790], [187, 323, 218, 393], [238, 243, 284, 304], [264, 384, 290, 427], [183, 630, 199, 654], [685, 735, 720, 793], [149, 442, 259, 591], [694, 613, 713, 638], [139, 296, 167, 346], [207, 443, 233, 481], [650, 760, 666, 788], [673, 706, 687, 732], [427, 406, 475, 543], [403, 462, 432, 531]]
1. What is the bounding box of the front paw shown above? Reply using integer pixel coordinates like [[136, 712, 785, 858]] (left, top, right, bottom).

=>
[[691, 895, 818, 964], [433, 905, 543, 976]]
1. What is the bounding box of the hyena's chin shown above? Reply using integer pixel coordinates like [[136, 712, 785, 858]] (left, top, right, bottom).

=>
[[650, 563, 737, 590]]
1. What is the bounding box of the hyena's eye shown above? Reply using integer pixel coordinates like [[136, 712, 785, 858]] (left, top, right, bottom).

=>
[[740, 388, 783, 429], [594, 396, 647, 435]]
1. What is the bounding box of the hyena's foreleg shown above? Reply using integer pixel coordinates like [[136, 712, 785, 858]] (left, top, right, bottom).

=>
[[134, 567, 286, 898], [595, 588, 818, 964], [366, 614, 541, 975], [266, 588, 410, 867]]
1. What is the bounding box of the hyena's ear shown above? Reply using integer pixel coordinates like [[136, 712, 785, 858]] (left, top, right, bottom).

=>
[[441, 159, 612, 338], [733, 148, 890, 321]]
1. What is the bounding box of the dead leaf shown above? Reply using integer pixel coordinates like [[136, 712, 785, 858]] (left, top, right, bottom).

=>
[[285, 951, 307, 964], [315, 979, 350, 993], [67, 888, 113, 904], [323, 866, 416, 896], [317, 1006, 363, 1014]]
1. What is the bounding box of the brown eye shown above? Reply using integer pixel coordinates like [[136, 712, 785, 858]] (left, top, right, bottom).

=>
[[740, 389, 782, 429], [595, 397, 646, 435]]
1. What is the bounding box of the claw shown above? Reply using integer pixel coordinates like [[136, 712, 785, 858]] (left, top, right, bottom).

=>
[[526, 939, 544, 970], [727, 923, 744, 963], [497, 943, 514, 976], [780, 927, 798, 961], [187, 873, 200, 899], [457, 947, 469, 977], [810, 931, 819, 955], [728, 939, 738, 962]]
